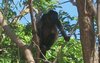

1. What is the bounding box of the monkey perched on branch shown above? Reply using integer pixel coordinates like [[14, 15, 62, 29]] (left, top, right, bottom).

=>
[[37, 10, 70, 58]]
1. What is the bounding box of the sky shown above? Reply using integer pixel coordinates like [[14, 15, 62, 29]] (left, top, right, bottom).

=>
[[57, 0, 78, 25], [58, 0, 78, 16]]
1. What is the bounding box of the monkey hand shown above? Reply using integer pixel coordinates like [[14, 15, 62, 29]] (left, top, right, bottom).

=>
[[64, 35, 70, 42]]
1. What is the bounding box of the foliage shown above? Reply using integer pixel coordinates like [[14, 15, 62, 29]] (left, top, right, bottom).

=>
[[0, 0, 83, 63], [33, 0, 59, 12], [0, 22, 83, 63], [0, 23, 32, 63], [46, 37, 83, 63]]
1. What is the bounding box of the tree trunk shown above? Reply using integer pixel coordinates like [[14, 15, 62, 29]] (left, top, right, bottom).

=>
[[76, 0, 96, 63], [97, 0, 100, 62]]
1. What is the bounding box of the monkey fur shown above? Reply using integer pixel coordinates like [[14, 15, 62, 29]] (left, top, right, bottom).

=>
[[37, 10, 70, 58]]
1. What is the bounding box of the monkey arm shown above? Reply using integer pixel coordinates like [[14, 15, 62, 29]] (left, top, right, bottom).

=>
[[56, 20, 70, 41]]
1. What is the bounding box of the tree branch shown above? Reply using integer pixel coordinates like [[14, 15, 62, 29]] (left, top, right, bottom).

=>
[[86, 0, 96, 15], [0, 12, 35, 63], [28, 0, 40, 63]]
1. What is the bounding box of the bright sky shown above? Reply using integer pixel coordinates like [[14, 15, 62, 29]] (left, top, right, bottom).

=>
[[57, 0, 78, 26], [58, 0, 78, 16]]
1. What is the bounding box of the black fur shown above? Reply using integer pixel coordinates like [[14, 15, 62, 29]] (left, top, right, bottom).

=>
[[37, 10, 70, 58]]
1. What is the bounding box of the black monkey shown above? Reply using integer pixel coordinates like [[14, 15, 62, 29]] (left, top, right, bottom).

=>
[[37, 10, 70, 58]]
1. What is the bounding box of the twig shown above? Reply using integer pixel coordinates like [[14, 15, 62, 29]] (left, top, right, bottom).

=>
[[69, 21, 79, 36]]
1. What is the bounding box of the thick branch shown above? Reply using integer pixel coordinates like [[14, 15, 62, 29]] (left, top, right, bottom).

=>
[[97, 0, 100, 62], [0, 12, 35, 63]]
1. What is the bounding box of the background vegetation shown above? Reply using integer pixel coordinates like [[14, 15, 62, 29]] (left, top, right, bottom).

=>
[[0, 0, 98, 63]]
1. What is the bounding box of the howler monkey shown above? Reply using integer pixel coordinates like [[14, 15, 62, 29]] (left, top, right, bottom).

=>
[[37, 10, 70, 58]]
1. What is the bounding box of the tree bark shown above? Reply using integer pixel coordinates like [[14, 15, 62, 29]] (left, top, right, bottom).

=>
[[76, 0, 96, 63], [28, 0, 40, 63], [97, 0, 100, 62], [0, 12, 35, 63]]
